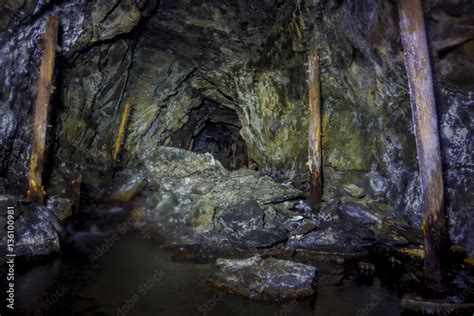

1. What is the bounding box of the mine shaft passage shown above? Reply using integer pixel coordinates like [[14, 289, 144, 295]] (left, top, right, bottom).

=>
[[170, 98, 246, 170], [192, 121, 245, 170]]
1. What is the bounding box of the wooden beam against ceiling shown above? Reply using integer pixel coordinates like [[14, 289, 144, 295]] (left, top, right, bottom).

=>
[[397, 0, 448, 291], [27, 15, 59, 205]]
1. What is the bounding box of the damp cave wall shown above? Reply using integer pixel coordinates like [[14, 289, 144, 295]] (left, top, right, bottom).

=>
[[0, 0, 472, 254]]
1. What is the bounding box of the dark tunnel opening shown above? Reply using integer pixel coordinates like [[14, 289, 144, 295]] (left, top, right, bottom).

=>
[[191, 121, 245, 170], [170, 98, 246, 170]]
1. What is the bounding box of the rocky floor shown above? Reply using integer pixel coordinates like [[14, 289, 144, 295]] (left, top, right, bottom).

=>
[[208, 256, 318, 302], [121, 147, 423, 259], [0, 146, 431, 268], [2, 147, 473, 307]]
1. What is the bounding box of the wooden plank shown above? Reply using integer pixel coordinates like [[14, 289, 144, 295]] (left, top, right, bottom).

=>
[[397, 0, 448, 291], [113, 97, 133, 162], [27, 16, 59, 205], [307, 52, 322, 209]]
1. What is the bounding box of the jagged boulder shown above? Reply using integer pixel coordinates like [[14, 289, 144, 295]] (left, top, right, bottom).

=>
[[285, 199, 421, 253], [0, 196, 62, 258], [213, 200, 288, 249], [208, 256, 318, 302], [135, 147, 301, 249]]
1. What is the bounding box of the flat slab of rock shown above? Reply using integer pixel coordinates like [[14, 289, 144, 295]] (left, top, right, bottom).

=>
[[208, 256, 318, 302]]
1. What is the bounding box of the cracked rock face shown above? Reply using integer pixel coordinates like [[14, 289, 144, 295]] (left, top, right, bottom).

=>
[[0, 0, 472, 254], [208, 256, 318, 302], [305, 0, 473, 254]]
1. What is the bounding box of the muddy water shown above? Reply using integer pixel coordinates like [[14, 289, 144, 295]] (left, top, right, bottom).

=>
[[9, 208, 401, 316]]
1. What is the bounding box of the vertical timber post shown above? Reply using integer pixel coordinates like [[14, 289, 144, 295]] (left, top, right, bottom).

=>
[[113, 97, 133, 163], [27, 16, 59, 205], [307, 52, 322, 209], [398, 0, 448, 291]]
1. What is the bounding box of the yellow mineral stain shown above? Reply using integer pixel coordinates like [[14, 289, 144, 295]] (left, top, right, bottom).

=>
[[464, 257, 474, 266], [113, 97, 133, 162], [400, 247, 425, 259], [130, 207, 144, 220]]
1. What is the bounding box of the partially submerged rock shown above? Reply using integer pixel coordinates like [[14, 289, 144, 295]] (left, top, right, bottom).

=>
[[208, 256, 318, 302], [0, 196, 62, 258], [15, 206, 62, 258]]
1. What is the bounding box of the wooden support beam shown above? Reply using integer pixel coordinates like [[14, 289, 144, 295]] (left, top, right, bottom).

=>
[[397, 0, 448, 291], [307, 52, 322, 210], [113, 97, 133, 163], [27, 16, 59, 205]]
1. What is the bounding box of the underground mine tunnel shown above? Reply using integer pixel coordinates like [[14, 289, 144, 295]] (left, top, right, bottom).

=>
[[170, 98, 247, 170], [0, 0, 473, 315]]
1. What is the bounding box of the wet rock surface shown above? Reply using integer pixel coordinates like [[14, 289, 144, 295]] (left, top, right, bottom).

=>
[[0, 2, 472, 311], [208, 256, 318, 302], [284, 200, 419, 254], [123, 147, 421, 260], [133, 147, 301, 250], [0, 196, 61, 258], [0, 0, 472, 256]]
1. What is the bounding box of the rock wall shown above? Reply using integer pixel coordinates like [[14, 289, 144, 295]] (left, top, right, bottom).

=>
[[56, 0, 309, 184], [0, 0, 472, 254], [305, 0, 421, 224], [303, 0, 473, 253], [0, 0, 158, 192]]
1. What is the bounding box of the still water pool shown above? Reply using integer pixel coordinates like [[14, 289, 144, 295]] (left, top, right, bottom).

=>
[[7, 210, 401, 316]]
